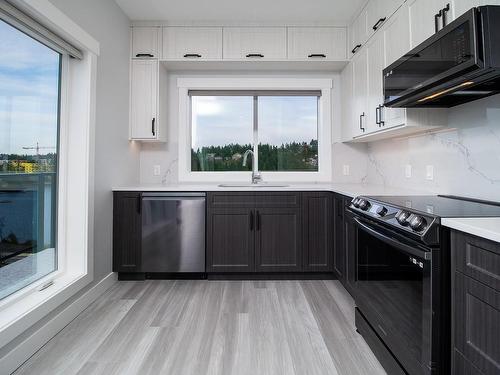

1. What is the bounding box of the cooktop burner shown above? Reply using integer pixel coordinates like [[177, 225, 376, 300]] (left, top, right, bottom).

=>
[[365, 195, 500, 218]]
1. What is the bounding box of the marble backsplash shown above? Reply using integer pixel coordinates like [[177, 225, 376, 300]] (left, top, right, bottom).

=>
[[357, 95, 500, 202]]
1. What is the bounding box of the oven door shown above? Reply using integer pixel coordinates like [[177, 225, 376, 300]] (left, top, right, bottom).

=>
[[353, 216, 433, 375]]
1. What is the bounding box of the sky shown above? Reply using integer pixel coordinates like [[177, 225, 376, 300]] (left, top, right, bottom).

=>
[[191, 95, 318, 150], [0, 20, 60, 156]]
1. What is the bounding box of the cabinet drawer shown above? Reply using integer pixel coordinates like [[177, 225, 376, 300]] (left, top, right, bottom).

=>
[[453, 230, 500, 291], [287, 27, 347, 60], [454, 272, 500, 375], [208, 192, 255, 207], [254, 192, 301, 208], [223, 27, 286, 60], [162, 27, 222, 60]]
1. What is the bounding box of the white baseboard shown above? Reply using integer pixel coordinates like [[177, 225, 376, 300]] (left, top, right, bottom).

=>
[[0, 272, 117, 375]]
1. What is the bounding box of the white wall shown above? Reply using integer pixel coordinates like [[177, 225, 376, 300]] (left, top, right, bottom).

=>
[[360, 96, 500, 201], [140, 70, 347, 184]]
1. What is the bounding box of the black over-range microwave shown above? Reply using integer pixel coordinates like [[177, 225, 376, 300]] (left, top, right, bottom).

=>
[[383, 5, 500, 108]]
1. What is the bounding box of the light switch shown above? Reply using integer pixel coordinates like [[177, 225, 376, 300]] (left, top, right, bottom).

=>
[[405, 164, 412, 178]]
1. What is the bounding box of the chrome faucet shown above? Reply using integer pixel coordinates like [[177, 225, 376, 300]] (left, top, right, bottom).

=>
[[242, 149, 262, 184]]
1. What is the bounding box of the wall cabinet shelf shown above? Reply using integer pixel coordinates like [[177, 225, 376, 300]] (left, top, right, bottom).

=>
[[131, 26, 161, 59], [287, 27, 347, 61], [162, 27, 223, 60]]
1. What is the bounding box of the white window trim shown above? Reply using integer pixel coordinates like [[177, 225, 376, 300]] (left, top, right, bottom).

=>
[[0, 0, 98, 350], [177, 77, 333, 183]]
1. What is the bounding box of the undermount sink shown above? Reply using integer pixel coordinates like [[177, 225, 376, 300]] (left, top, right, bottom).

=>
[[218, 183, 289, 188]]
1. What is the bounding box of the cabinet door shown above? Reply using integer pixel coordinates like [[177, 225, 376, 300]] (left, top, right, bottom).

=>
[[352, 48, 369, 138], [408, 0, 447, 48], [366, 0, 403, 38], [130, 60, 158, 140], [340, 63, 355, 141], [113, 193, 142, 272], [349, 8, 368, 57], [366, 35, 386, 134], [255, 207, 302, 272], [333, 195, 346, 283], [302, 193, 333, 272], [207, 207, 255, 273], [162, 27, 222, 60], [287, 27, 347, 60], [131, 27, 160, 58], [381, 3, 410, 129], [453, 272, 500, 375], [223, 27, 286, 60]]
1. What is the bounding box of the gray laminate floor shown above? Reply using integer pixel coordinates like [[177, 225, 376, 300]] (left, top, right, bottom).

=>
[[14, 280, 386, 375]]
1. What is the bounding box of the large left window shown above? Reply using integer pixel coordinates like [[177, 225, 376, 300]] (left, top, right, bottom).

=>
[[0, 19, 61, 300]]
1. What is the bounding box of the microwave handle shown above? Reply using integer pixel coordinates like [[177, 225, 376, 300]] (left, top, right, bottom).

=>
[[353, 217, 431, 260]]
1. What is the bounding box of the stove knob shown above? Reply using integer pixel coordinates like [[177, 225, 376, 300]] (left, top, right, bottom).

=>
[[352, 198, 360, 208], [396, 210, 411, 226], [376, 206, 388, 217], [359, 199, 371, 211], [410, 216, 427, 232]]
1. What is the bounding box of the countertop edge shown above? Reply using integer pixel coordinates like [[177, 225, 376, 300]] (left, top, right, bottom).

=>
[[442, 217, 500, 244]]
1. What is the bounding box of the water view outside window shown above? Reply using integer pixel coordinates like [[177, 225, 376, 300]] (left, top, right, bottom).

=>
[[0, 20, 61, 299], [190, 93, 319, 172], [258, 96, 318, 171]]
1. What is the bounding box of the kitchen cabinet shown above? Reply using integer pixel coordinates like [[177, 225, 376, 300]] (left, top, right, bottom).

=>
[[207, 207, 255, 273], [352, 47, 369, 138], [344, 206, 357, 297], [365, 0, 403, 38], [302, 193, 333, 272], [408, 0, 450, 48], [287, 27, 347, 60], [366, 35, 385, 134], [451, 230, 500, 375], [349, 7, 368, 57], [340, 62, 355, 141], [113, 192, 142, 273], [223, 27, 287, 60], [129, 59, 158, 140], [255, 207, 302, 272], [131, 26, 161, 59], [162, 27, 223, 60], [333, 194, 347, 282]]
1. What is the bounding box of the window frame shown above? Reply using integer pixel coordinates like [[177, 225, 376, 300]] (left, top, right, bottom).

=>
[[178, 78, 333, 182], [0, 0, 98, 355]]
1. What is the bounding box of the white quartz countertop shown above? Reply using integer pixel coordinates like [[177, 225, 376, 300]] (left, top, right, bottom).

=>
[[112, 182, 429, 198], [441, 217, 500, 244]]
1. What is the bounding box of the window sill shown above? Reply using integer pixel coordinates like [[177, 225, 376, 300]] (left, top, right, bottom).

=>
[[0, 272, 92, 348]]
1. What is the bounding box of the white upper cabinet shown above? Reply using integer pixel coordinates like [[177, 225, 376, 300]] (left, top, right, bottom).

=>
[[340, 63, 355, 141], [131, 27, 161, 58], [349, 8, 368, 57], [365, 0, 404, 37], [366, 35, 386, 135], [287, 27, 347, 60], [162, 27, 223, 60], [130, 60, 159, 140], [351, 48, 369, 138], [408, 0, 449, 48], [223, 27, 287, 60]]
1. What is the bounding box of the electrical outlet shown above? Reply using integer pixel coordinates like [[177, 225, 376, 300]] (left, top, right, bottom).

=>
[[342, 164, 350, 176], [426, 165, 434, 181], [153, 165, 161, 176], [405, 164, 412, 178]]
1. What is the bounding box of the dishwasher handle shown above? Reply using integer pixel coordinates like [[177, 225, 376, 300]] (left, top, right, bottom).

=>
[[141, 192, 206, 198]]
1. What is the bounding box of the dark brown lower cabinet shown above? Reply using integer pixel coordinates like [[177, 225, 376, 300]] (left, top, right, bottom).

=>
[[452, 230, 500, 375], [302, 192, 333, 272], [255, 207, 302, 272], [344, 206, 357, 296], [113, 192, 142, 272], [207, 207, 255, 273], [333, 194, 347, 281]]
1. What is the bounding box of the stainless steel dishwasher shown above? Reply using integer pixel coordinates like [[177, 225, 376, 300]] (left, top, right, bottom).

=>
[[141, 192, 205, 273]]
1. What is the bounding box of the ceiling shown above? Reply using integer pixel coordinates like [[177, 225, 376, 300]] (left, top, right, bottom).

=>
[[114, 0, 367, 24]]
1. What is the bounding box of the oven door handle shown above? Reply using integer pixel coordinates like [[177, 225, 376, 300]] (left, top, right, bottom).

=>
[[353, 217, 432, 260]]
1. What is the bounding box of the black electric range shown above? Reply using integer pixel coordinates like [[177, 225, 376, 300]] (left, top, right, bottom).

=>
[[347, 195, 500, 375]]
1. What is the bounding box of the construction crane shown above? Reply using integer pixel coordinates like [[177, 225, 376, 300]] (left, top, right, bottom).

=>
[[22, 142, 55, 156]]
